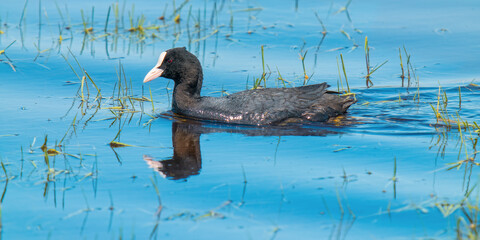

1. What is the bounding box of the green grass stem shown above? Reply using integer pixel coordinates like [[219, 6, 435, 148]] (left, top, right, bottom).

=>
[[339, 54, 350, 93]]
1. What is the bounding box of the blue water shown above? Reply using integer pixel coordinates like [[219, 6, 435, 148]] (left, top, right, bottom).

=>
[[1, 0, 480, 239]]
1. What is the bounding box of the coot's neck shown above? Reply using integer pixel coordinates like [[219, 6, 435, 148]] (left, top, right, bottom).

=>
[[172, 70, 203, 113]]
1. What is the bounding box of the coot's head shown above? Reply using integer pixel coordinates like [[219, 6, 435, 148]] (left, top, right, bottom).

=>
[[143, 47, 201, 83]]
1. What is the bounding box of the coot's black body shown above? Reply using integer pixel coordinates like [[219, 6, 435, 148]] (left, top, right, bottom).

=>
[[144, 47, 356, 126]]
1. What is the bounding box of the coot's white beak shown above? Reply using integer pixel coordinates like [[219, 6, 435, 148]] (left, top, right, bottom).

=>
[[143, 51, 167, 83]]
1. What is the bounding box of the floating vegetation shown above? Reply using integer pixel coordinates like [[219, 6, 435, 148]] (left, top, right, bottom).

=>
[[426, 84, 480, 198], [0, 40, 17, 71], [335, 0, 353, 23], [80, 8, 94, 34], [109, 141, 134, 148], [430, 85, 478, 131]]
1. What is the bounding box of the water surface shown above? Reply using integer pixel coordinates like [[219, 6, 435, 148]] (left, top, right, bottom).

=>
[[0, 0, 479, 239]]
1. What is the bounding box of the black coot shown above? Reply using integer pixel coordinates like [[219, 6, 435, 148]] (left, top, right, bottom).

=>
[[144, 47, 356, 125]]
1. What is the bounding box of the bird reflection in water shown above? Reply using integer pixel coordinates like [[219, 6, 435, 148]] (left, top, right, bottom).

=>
[[144, 121, 202, 180], [143, 115, 347, 180]]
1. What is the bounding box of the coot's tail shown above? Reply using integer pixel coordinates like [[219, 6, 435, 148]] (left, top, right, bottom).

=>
[[303, 92, 356, 122], [340, 94, 356, 112], [324, 89, 356, 112]]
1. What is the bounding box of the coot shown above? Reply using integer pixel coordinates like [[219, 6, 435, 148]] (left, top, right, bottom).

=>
[[144, 47, 356, 125]]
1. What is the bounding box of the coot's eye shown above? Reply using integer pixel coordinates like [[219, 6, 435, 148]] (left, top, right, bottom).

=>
[[168, 59, 173, 63]]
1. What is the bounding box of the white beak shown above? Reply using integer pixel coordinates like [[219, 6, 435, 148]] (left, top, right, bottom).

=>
[[143, 51, 167, 83]]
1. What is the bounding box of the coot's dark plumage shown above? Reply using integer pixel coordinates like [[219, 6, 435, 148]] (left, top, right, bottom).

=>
[[144, 47, 356, 125]]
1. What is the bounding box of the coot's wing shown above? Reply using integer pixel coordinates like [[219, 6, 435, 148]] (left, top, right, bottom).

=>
[[193, 83, 353, 125]]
